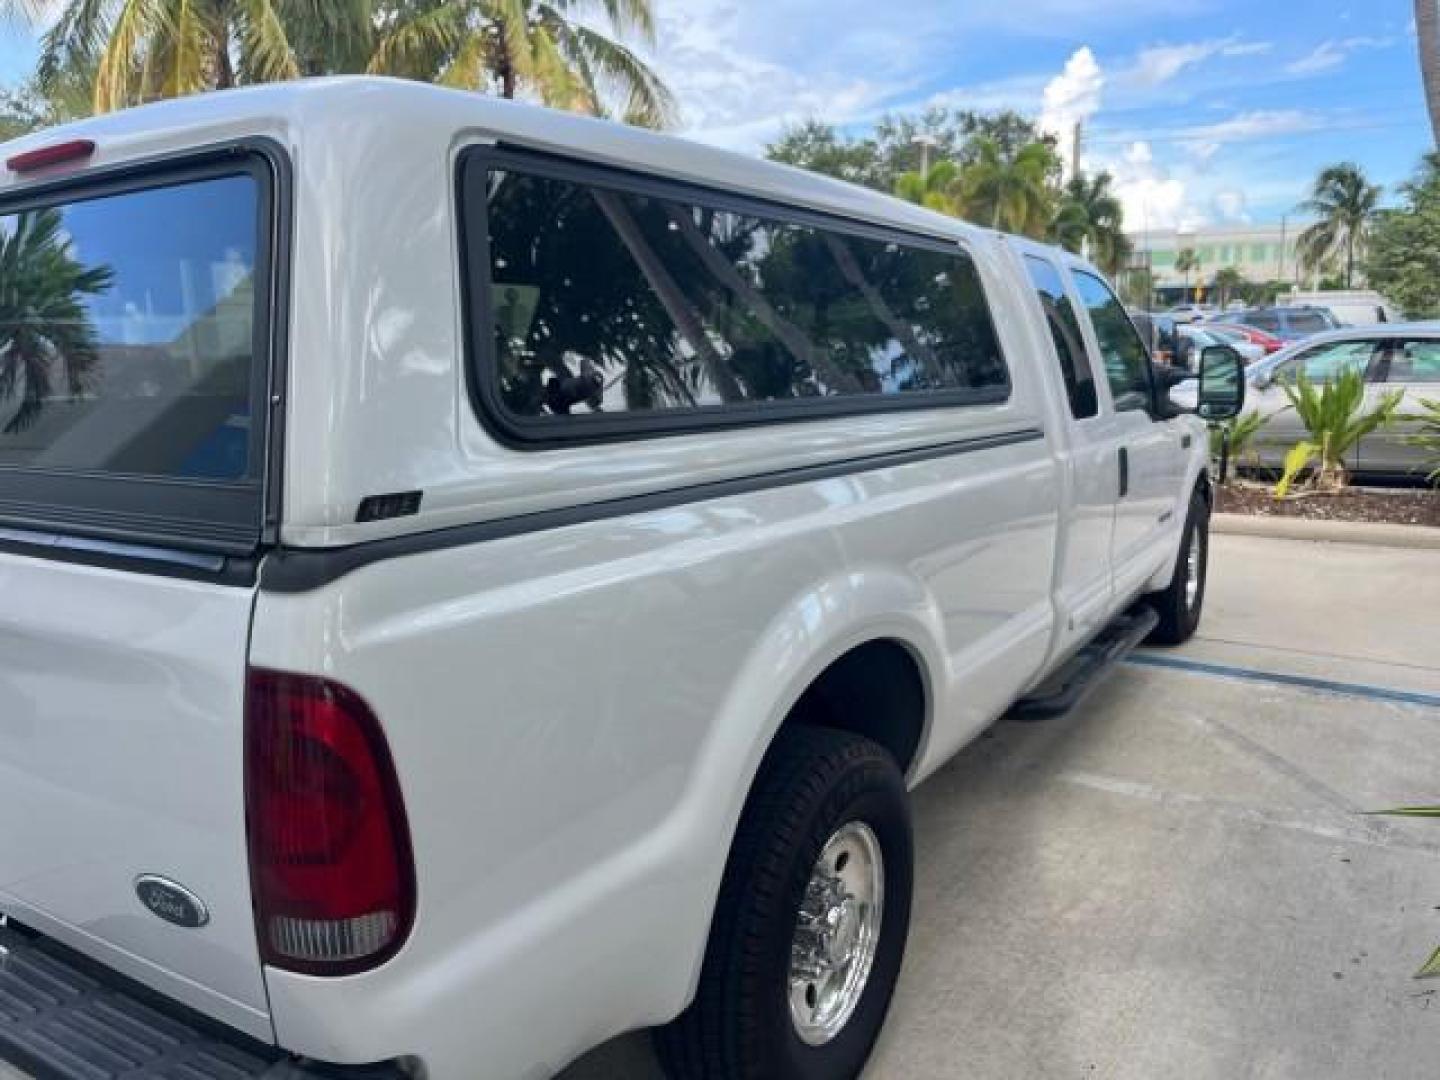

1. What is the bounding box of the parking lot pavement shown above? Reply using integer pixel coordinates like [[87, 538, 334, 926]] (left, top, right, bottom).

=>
[[562, 533, 1440, 1079], [3, 536, 1436, 1080]]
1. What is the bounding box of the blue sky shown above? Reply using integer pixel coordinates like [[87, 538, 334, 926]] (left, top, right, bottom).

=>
[[1, 0, 1430, 230], [644, 0, 1430, 229]]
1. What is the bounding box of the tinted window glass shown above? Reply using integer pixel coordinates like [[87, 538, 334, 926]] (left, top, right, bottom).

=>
[[1023, 256, 1096, 418], [1285, 309, 1332, 334], [480, 167, 1008, 426], [1245, 310, 1280, 332], [0, 175, 259, 480], [1072, 270, 1153, 412], [1389, 340, 1440, 383], [1281, 341, 1377, 382]]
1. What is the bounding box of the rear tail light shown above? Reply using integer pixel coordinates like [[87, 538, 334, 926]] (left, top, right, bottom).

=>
[[245, 669, 415, 975], [6, 138, 95, 173]]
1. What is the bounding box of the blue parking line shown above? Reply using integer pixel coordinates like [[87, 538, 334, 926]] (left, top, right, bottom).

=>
[[1124, 653, 1440, 709]]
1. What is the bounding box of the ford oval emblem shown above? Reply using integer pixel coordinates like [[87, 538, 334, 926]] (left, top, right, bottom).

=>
[[134, 875, 210, 929]]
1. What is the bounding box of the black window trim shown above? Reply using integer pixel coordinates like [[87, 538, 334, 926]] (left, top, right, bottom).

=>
[[0, 137, 291, 564], [457, 144, 1013, 450]]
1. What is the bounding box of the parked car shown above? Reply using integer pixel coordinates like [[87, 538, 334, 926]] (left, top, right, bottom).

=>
[[1228, 305, 1340, 342], [1167, 303, 1213, 324], [1284, 289, 1402, 326], [1180, 325, 1266, 368], [1183, 325, 1440, 477], [1203, 320, 1285, 356], [0, 79, 1243, 1080]]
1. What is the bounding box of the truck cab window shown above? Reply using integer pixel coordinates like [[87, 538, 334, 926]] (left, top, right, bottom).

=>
[[1023, 256, 1097, 419], [1072, 270, 1153, 413]]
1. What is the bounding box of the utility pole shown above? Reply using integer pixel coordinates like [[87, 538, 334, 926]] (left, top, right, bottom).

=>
[[913, 134, 936, 185], [1070, 121, 1083, 180], [1277, 215, 1287, 285]]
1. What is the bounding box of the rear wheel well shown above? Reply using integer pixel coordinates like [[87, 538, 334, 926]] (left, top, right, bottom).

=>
[[782, 640, 927, 775]]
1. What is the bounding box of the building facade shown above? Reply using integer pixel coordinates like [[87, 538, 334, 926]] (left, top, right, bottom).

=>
[[1128, 223, 1308, 305]]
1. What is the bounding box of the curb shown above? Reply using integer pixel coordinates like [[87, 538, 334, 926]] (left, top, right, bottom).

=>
[[1212, 512, 1440, 549]]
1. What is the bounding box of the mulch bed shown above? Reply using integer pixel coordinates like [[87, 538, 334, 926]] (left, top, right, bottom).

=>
[[1216, 482, 1440, 527]]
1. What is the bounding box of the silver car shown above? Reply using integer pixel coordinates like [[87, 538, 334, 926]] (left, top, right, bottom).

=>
[[1241, 325, 1440, 476]]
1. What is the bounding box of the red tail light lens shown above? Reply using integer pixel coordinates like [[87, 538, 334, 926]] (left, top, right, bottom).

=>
[[6, 139, 95, 173], [245, 669, 415, 975]]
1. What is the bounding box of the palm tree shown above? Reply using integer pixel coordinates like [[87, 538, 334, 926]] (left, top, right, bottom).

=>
[[1051, 170, 1129, 274], [38, 0, 674, 127], [1175, 247, 1199, 298], [1296, 163, 1381, 289], [368, 0, 675, 127], [1211, 266, 1246, 308], [0, 208, 113, 433], [956, 137, 1058, 237], [39, 0, 309, 111], [1419, 0, 1440, 147], [893, 159, 959, 214]]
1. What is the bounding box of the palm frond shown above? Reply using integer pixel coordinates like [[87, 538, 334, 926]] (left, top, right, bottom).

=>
[[38, 0, 112, 94], [238, 0, 301, 83], [368, 2, 467, 77], [94, 0, 167, 110], [560, 19, 674, 128]]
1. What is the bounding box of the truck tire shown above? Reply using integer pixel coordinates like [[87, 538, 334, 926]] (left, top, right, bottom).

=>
[[1147, 489, 1209, 645], [655, 726, 913, 1080]]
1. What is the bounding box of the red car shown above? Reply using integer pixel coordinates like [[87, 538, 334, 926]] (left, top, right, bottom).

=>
[[1205, 321, 1285, 354]]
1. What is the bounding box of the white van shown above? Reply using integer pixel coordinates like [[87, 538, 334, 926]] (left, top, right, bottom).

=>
[[0, 78, 1242, 1080]]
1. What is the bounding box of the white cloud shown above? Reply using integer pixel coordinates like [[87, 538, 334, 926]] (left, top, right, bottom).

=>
[[1285, 35, 1397, 76], [1181, 109, 1325, 142], [1128, 37, 1272, 87], [1213, 189, 1250, 222], [650, 0, 940, 150], [1285, 42, 1346, 75], [1039, 47, 1104, 170]]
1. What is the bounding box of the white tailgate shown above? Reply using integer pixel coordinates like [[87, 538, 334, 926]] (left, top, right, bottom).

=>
[[0, 550, 270, 1040]]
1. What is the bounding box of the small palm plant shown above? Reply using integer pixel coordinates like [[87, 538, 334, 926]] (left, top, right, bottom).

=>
[[1209, 409, 1270, 480], [1274, 368, 1402, 497], [1368, 805, 1440, 979], [1405, 397, 1440, 484]]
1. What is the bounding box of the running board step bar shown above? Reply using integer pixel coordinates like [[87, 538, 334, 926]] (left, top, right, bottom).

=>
[[1009, 606, 1160, 721], [0, 920, 403, 1080]]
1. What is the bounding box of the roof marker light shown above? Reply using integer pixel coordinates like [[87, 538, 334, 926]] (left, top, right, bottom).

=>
[[6, 139, 96, 174]]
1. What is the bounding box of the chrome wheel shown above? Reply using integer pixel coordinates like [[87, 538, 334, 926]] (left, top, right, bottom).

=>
[[788, 821, 884, 1046], [1184, 531, 1202, 611]]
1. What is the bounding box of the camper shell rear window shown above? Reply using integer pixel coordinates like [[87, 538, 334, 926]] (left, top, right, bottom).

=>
[[0, 148, 281, 557]]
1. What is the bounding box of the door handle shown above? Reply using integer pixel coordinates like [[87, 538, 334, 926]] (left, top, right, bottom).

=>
[[1118, 446, 1129, 499]]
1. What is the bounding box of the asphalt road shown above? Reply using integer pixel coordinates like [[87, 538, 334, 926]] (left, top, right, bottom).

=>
[[561, 532, 1440, 1080]]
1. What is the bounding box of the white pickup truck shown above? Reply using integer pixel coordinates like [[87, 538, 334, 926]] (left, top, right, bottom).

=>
[[0, 78, 1243, 1080]]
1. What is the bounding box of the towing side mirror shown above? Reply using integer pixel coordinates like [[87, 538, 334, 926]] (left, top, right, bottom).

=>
[[1196, 344, 1246, 421]]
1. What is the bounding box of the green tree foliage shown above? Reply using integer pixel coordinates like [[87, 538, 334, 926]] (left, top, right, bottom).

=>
[[1404, 396, 1440, 484], [1274, 368, 1402, 496], [1050, 170, 1130, 274], [1366, 153, 1440, 318], [34, 0, 674, 125], [764, 120, 887, 188], [955, 136, 1059, 237], [0, 208, 114, 433], [892, 159, 959, 213], [1211, 266, 1245, 308], [766, 107, 1051, 197], [1296, 163, 1381, 289], [1174, 247, 1199, 295]]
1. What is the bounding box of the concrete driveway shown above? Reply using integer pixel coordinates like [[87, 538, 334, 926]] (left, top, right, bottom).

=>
[[562, 531, 1440, 1080]]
